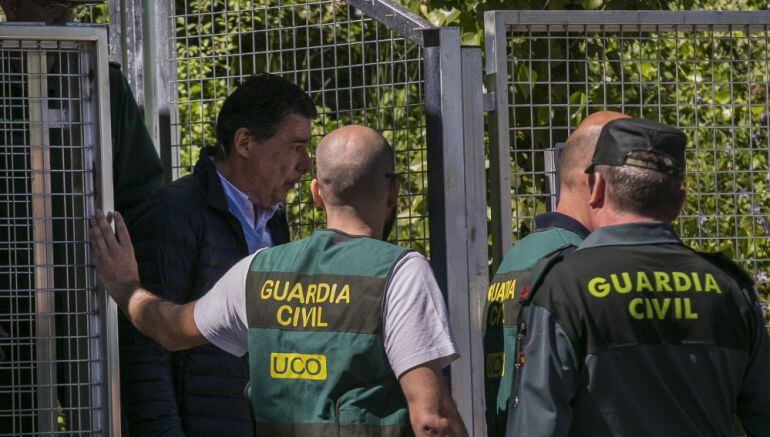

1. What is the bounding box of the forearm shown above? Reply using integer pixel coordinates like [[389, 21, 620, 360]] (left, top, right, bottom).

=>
[[400, 362, 467, 437], [119, 287, 202, 352]]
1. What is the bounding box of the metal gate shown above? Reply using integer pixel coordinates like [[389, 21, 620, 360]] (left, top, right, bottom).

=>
[[112, 0, 488, 433], [485, 10, 770, 301], [0, 26, 119, 435]]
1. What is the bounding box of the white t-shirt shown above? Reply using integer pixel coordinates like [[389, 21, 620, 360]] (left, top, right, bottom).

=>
[[193, 250, 458, 377]]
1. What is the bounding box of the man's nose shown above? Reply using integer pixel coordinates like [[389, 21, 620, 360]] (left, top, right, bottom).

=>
[[297, 148, 312, 173]]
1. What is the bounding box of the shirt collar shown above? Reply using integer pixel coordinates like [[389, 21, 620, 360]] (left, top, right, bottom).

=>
[[216, 171, 279, 229], [578, 221, 680, 251], [533, 212, 591, 239]]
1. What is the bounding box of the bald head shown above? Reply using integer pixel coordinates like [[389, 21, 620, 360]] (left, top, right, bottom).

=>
[[315, 125, 395, 208], [560, 111, 629, 189]]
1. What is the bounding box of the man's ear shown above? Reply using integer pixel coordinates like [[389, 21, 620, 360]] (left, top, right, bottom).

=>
[[386, 178, 400, 209], [588, 172, 605, 209], [310, 178, 325, 209], [231, 128, 254, 159], [671, 186, 687, 222]]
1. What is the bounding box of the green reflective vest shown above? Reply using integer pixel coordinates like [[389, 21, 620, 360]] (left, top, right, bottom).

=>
[[245, 229, 413, 437], [483, 227, 584, 436]]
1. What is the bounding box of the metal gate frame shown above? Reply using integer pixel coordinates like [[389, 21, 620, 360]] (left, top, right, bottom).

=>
[[111, 0, 488, 434], [0, 24, 119, 435], [485, 10, 770, 271]]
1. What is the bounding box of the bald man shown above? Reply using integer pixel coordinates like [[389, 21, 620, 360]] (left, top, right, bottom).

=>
[[90, 125, 467, 437], [482, 111, 628, 436]]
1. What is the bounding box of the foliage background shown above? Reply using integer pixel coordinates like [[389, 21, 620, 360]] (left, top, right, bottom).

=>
[[66, 0, 769, 317]]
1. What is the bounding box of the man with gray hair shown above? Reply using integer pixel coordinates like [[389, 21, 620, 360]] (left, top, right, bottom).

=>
[[505, 118, 770, 436], [90, 125, 467, 436]]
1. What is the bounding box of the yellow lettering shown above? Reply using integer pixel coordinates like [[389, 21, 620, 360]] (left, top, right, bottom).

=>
[[270, 353, 327, 380], [692, 272, 702, 292], [288, 283, 305, 303], [274, 281, 289, 301], [674, 296, 682, 318], [629, 298, 645, 319], [588, 277, 611, 298], [611, 273, 633, 294], [317, 283, 330, 302], [684, 298, 698, 319], [637, 272, 654, 292], [495, 282, 506, 302], [654, 272, 672, 292], [329, 284, 337, 303], [335, 285, 350, 304], [276, 305, 292, 326], [704, 274, 722, 294], [301, 307, 313, 326], [292, 306, 300, 327], [672, 272, 691, 292], [317, 307, 328, 327], [651, 298, 671, 319], [306, 284, 317, 303], [260, 280, 274, 300], [504, 280, 517, 300], [487, 283, 498, 302]]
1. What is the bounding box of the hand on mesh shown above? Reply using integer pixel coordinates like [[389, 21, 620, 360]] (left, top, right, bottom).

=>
[[89, 210, 142, 310]]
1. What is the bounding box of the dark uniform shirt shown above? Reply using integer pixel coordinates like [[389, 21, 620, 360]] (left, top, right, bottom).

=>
[[506, 222, 770, 437]]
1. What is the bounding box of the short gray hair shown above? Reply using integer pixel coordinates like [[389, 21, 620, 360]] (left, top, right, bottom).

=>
[[596, 151, 684, 220]]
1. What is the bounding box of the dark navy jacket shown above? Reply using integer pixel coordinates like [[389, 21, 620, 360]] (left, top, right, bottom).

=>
[[119, 149, 290, 436], [506, 222, 770, 437]]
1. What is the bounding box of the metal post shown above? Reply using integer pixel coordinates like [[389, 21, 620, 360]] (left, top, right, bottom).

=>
[[141, 0, 158, 147], [89, 27, 119, 436], [423, 27, 484, 435], [27, 49, 57, 435], [460, 46, 489, 437], [484, 11, 512, 270], [110, 0, 144, 105]]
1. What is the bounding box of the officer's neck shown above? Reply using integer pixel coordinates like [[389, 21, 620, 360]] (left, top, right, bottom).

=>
[[325, 207, 383, 239], [591, 207, 661, 229], [555, 188, 592, 232]]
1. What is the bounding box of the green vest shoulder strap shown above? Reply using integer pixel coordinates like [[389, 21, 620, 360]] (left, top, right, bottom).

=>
[[497, 227, 583, 272], [518, 251, 565, 305]]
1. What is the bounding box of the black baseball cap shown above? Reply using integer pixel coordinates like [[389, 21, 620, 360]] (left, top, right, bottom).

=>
[[585, 118, 686, 176]]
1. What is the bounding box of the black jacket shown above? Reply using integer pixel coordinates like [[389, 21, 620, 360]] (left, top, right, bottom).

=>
[[507, 222, 770, 437], [119, 150, 290, 436]]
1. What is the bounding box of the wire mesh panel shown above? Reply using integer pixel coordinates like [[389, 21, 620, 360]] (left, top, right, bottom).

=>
[[0, 26, 117, 435], [170, 0, 432, 252], [486, 12, 770, 309]]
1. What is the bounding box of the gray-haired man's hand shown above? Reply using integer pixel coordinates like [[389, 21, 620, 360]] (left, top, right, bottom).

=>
[[89, 210, 142, 311]]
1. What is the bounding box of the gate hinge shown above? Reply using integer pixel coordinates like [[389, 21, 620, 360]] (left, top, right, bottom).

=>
[[483, 92, 495, 112]]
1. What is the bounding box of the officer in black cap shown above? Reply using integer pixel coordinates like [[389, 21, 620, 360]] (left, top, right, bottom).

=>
[[505, 118, 770, 437]]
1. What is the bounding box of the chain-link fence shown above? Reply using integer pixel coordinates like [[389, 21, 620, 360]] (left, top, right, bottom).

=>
[[486, 12, 770, 306], [170, 0, 433, 251], [0, 26, 117, 436]]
